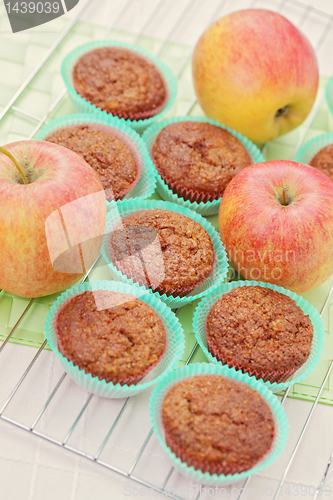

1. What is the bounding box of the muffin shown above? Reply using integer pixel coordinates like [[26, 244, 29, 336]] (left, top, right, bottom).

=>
[[72, 46, 167, 120], [162, 374, 275, 475], [108, 208, 215, 297], [45, 123, 139, 200], [55, 289, 166, 385], [309, 144, 333, 181], [151, 121, 252, 203], [206, 286, 314, 383]]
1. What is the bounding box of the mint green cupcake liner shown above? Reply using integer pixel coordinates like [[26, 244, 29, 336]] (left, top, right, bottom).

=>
[[193, 280, 325, 393], [295, 132, 333, 166], [141, 116, 265, 216], [44, 280, 185, 399], [326, 76, 333, 118], [36, 113, 156, 202], [61, 40, 177, 134], [149, 363, 289, 486], [101, 199, 228, 309]]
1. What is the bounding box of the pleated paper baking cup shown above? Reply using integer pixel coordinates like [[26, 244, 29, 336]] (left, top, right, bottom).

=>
[[193, 280, 325, 392], [101, 199, 228, 309], [149, 363, 289, 486], [61, 40, 177, 134], [295, 132, 333, 167], [44, 280, 185, 398], [36, 113, 156, 202], [141, 116, 265, 216], [326, 76, 333, 119]]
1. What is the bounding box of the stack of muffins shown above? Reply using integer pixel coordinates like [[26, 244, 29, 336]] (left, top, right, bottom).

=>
[[42, 37, 324, 484]]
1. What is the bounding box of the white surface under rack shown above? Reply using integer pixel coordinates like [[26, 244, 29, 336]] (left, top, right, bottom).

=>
[[1, 0, 333, 499]]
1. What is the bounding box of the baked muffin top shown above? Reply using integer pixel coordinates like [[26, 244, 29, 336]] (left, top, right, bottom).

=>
[[46, 124, 138, 200], [108, 209, 214, 297], [310, 144, 333, 181], [56, 290, 166, 385], [206, 286, 313, 373], [73, 47, 166, 118], [152, 121, 252, 197], [162, 375, 275, 474]]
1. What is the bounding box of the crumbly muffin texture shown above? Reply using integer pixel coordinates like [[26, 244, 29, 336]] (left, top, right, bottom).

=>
[[73, 47, 166, 117], [207, 286, 313, 373], [56, 290, 166, 384], [162, 375, 275, 473], [108, 209, 214, 297], [152, 121, 252, 196], [46, 124, 137, 199], [310, 144, 333, 181]]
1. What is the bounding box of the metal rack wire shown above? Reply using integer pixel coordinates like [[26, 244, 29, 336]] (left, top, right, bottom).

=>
[[1, 0, 333, 498]]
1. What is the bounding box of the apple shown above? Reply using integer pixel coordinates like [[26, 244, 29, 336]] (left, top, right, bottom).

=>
[[219, 160, 333, 294], [0, 140, 106, 298], [192, 9, 319, 144]]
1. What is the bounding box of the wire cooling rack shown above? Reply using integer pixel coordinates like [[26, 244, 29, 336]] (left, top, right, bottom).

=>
[[1, 0, 333, 498]]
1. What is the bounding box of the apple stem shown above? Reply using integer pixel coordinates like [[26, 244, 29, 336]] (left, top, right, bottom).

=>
[[282, 185, 288, 206], [0, 146, 28, 185]]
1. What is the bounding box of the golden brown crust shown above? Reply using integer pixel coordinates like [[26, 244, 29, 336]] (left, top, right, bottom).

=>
[[206, 286, 313, 374], [73, 47, 166, 118], [162, 375, 275, 474], [56, 290, 166, 385], [108, 209, 214, 297], [46, 124, 138, 199], [310, 144, 333, 181], [152, 121, 252, 198]]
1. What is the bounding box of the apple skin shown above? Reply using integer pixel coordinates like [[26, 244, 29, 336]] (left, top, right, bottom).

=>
[[0, 141, 106, 298], [192, 9, 319, 144], [219, 160, 333, 294]]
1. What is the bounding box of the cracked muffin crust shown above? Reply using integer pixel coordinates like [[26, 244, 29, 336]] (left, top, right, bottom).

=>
[[45, 124, 138, 200], [206, 286, 313, 382], [151, 121, 252, 202], [73, 47, 167, 119], [56, 290, 166, 385], [108, 209, 214, 297], [162, 375, 275, 474], [310, 144, 333, 181]]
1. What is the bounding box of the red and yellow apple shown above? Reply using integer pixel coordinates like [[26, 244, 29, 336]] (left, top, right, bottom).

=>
[[219, 160, 333, 294], [192, 9, 319, 144], [0, 140, 106, 298]]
